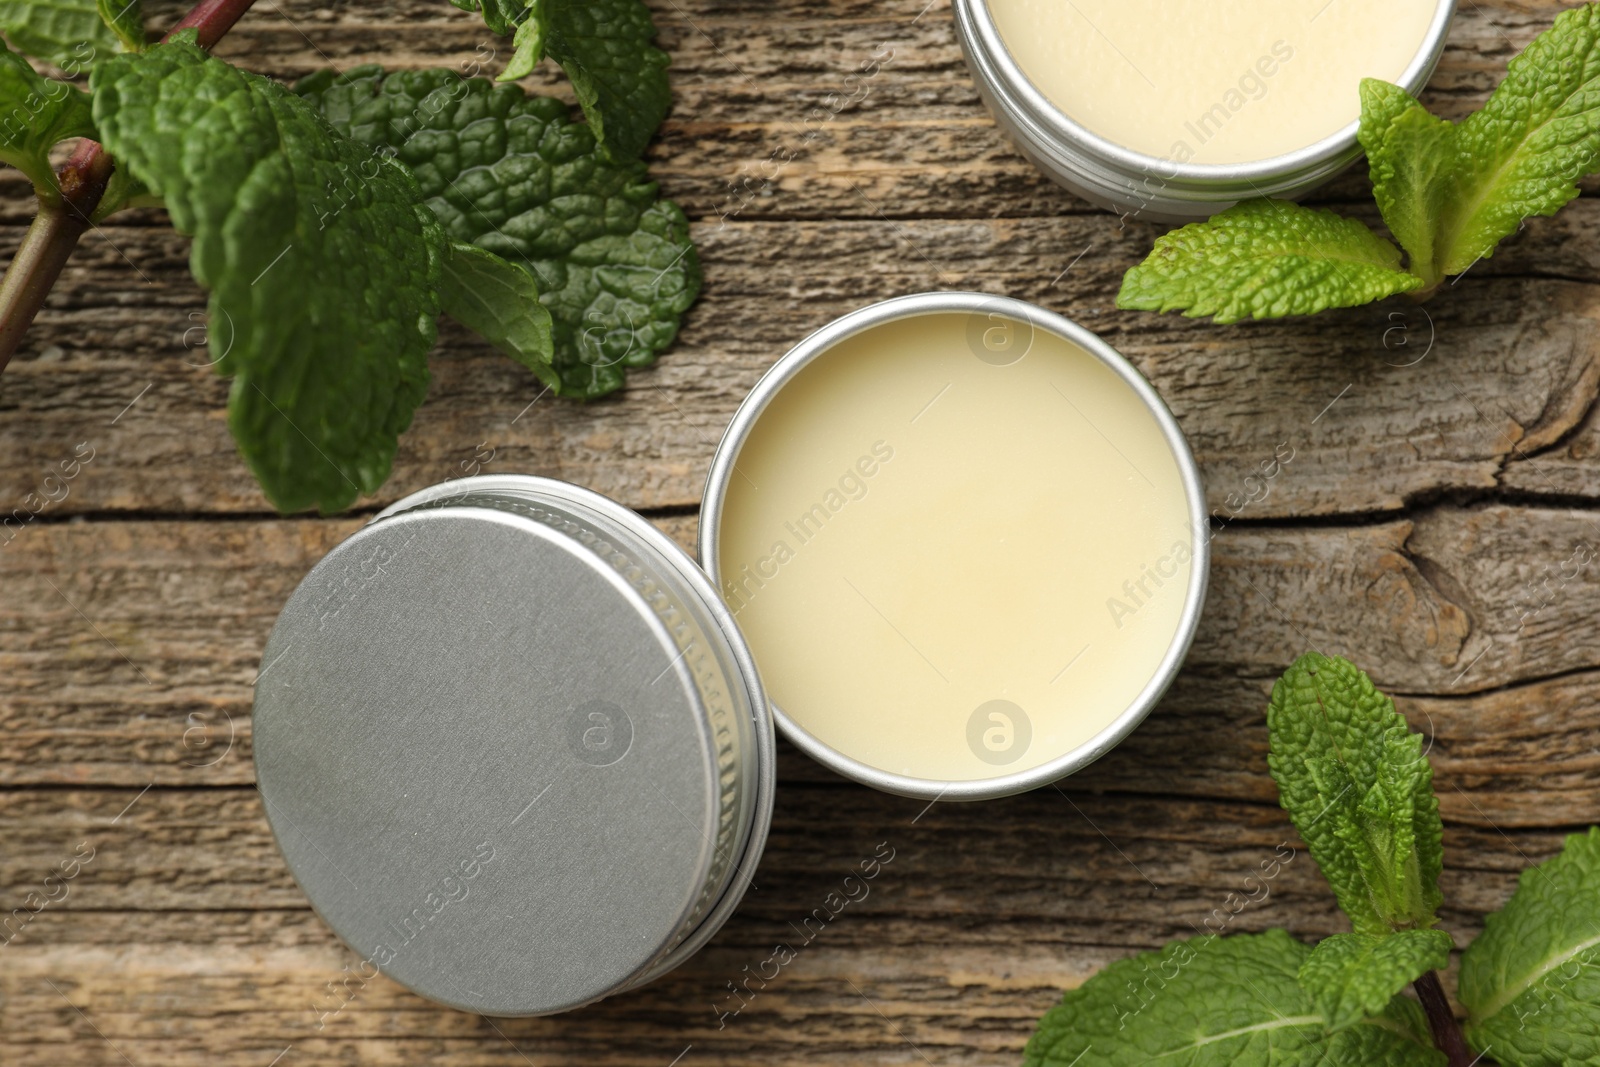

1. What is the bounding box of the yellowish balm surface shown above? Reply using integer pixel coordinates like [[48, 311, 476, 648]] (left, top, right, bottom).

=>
[[718, 313, 1195, 783], [987, 0, 1439, 164]]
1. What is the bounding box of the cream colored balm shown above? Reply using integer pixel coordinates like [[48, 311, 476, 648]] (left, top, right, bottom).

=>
[[718, 312, 1196, 783], [986, 0, 1440, 164]]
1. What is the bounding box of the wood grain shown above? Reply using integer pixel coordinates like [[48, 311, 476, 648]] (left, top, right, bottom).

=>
[[3, 0, 1597, 1064]]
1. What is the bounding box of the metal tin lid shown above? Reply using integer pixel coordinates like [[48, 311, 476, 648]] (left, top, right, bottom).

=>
[[253, 477, 773, 1016]]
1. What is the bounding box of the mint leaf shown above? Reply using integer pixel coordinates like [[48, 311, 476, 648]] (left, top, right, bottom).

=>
[[520, 0, 670, 162], [0, 37, 92, 196], [93, 38, 445, 513], [1359, 80, 1457, 285], [94, 0, 140, 52], [296, 66, 700, 400], [1116, 200, 1423, 323], [535, 197, 696, 398], [502, 11, 544, 82], [1433, 4, 1600, 277], [441, 240, 557, 389], [0, 0, 115, 64], [1459, 828, 1600, 1066], [1267, 653, 1444, 936], [449, 0, 671, 161], [1299, 930, 1453, 1034], [1024, 930, 1444, 1066], [445, 0, 522, 35]]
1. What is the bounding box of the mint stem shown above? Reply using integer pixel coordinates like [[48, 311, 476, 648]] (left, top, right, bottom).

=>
[[164, 0, 261, 48], [1414, 970, 1476, 1067], [0, 0, 259, 368], [0, 200, 89, 369]]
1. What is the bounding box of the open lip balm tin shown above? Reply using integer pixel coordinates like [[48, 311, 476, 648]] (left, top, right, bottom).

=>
[[952, 0, 1456, 220], [252, 476, 774, 1016], [700, 293, 1209, 801]]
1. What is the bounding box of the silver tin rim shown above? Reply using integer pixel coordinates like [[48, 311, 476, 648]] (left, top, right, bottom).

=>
[[699, 293, 1210, 802], [357, 475, 776, 1008], [953, 0, 1455, 220]]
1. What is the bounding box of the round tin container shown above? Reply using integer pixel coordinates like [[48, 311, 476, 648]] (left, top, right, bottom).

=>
[[952, 0, 1455, 221], [700, 293, 1208, 801], [253, 475, 774, 1016]]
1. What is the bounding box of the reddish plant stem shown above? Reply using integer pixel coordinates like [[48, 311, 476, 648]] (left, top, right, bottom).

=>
[[1414, 970, 1476, 1067], [164, 0, 261, 48], [0, 0, 258, 369]]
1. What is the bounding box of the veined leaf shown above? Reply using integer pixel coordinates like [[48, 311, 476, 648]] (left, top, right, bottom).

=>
[[1436, 4, 1600, 276], [1460, 828, 1600, 1066], [93, 36, 446, 513], [0, 35, 92, 197], [0, 0, 116, 65], [1359, 79, 1458, 285], [440, 240, 557, 390], [1298, 930, 1453, 1034], [1116, 200, 1422, 324], [1024, 930, 1444, 1067], [297, 66, 699, 399], [1266, 653, 1444, 936]]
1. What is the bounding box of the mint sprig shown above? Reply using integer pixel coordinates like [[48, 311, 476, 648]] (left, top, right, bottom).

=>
[[0, 0, 694, 511], [1027, 654, 1600, 1067], [1117, 3, 1600, 320]]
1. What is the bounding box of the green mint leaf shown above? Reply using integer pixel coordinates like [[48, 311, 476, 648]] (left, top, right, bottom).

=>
[[1357, 77, 1418, 145], [1116, 199, 1423, 324], [1267, 653, 1444, 936], [501, 9, 545, 83], [440, 240, 557, 390], [1359, 79, 1456, 284], [1459, 827, 1600, 1066], [94, 0, 140, 52], [517, 0, 670, 162], [93, 39, 445, 514], [1024, 930, 1444, 1067], [1298, 930, 1453, 1034], [445, 0, 522, 36], [0, 0, 115, 64], [1435, 4, 1600, 277], [296, 66, 700, 400], [0, 37, 93, 196]]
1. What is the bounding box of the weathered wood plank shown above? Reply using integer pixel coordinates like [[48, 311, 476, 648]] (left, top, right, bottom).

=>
[[4, 511, 1598, 830], [3, 209, 1599, 519], [0, 783, 1564, 1065]]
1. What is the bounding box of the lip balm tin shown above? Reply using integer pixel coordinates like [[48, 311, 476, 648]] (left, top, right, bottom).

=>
[[699, 292, 1209, 801], [952, 0, 1456, 220], [252, 476, 774, 1016]]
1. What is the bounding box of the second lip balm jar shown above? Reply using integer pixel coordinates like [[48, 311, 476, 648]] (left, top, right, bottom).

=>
[[701, 293, 1208, 800], [954, 0, 1456, 219]]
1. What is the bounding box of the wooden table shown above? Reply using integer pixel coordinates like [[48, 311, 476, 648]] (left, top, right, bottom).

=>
[[3, 1, 1597, 1063]]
